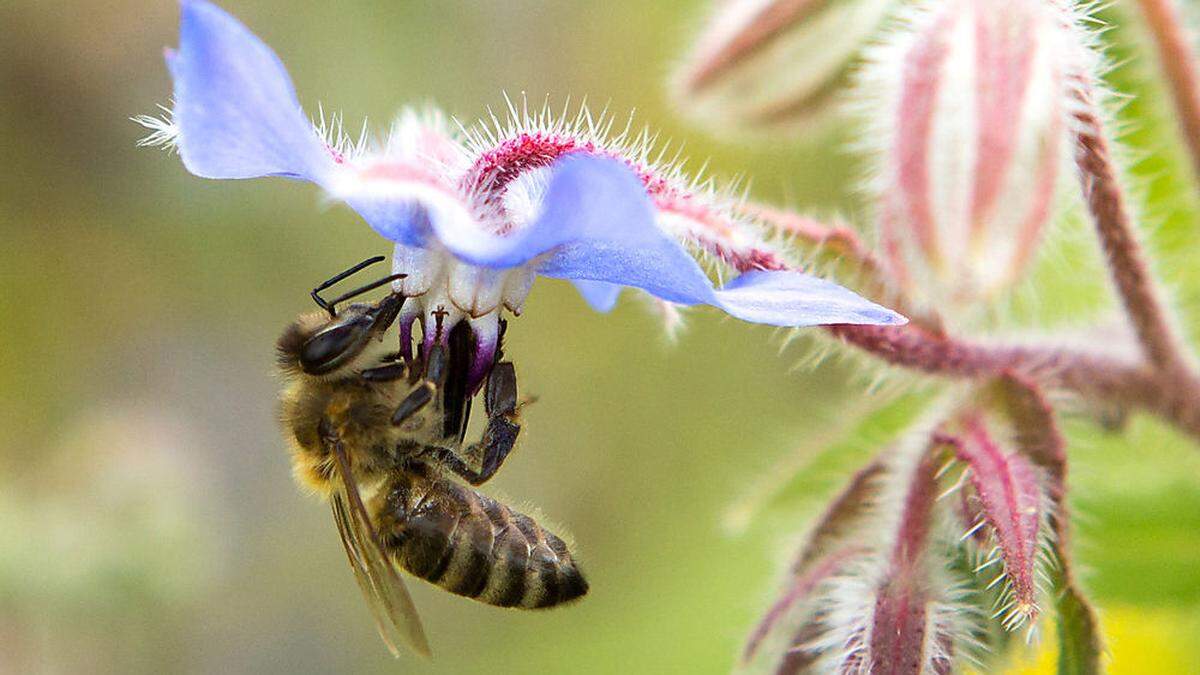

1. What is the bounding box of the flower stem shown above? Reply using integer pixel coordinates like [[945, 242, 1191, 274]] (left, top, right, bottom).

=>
[[1070, 77, 1193, 377], [735, 174, 1200, 441], [725, 197, 1200, 441], [827, 324, 1200, 443], [1134, 0, 1200, 185]]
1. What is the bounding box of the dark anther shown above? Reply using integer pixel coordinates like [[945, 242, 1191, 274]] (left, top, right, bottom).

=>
[[496, 317, 508, 361], [425, 343, 448, 385], [441, 320, 475, 439]]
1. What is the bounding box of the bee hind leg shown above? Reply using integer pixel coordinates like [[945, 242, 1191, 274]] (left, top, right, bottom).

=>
[[462, 362, 521, 485]]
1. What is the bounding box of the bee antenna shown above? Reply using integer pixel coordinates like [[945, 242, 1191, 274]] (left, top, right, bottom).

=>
[[311, 255, 387, 317], [326, 273, 408, 316]]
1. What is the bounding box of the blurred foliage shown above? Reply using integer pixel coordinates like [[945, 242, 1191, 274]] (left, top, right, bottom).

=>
[[0, 1, 1196, 673]]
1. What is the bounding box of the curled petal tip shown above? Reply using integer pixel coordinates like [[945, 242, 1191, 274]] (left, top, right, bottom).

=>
[[170, 0, 333, 181], [713, 270, 907, 327], [572, 279, 622, 313]]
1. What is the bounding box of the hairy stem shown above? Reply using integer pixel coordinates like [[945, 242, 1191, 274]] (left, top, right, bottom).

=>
[[828, 324, 1200, 442], [1070, 76, 1193, 376], [1134, 0, 1200, 185], [725, 198, 1200, 441]]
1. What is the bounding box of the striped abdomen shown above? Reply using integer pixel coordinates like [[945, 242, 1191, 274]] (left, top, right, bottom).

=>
[[374, 465, 587, 609]]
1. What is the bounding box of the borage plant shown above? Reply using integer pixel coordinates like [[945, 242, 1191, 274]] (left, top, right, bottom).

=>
[[137, 0, 1200, 671], [677, 0, 1200, 672]]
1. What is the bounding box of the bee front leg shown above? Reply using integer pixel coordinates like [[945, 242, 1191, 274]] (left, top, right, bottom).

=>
[[390, 343, 448, 425], [360, 362, 408, 382]]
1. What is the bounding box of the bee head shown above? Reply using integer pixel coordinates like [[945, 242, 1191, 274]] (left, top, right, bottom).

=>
[[277, 292, 406, 377], [278, 258, 408, 377]]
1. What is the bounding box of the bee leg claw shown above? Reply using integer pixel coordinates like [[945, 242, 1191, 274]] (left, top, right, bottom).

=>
[[465, 417, 520, 485]]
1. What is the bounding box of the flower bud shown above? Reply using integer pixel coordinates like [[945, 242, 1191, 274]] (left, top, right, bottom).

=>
[[864, 0, 1074, 309], [674, 0, 897, 133], [813, 440, 970, 674], [951, 416, 1049, 632]]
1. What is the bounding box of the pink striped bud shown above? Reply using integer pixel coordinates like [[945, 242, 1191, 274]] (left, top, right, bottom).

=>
[[741, 461, 883, 669], [674, 0, 897, 132], [863, 0, 1075, 309], [860, 449, 947, 675], [815, 442, 967, 675], [950, 417, 1050, 632]]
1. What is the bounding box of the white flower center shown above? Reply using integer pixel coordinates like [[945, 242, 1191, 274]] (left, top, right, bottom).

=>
[[392, 243, 535, 319]]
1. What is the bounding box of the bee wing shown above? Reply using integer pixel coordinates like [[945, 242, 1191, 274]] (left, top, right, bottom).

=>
[[326, 436, 432, 658]]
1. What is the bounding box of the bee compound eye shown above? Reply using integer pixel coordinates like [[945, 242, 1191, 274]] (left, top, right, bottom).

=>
[[299, 322, 364, 374]]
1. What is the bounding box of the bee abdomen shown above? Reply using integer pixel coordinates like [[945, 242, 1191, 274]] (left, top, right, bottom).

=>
[[379, 472, 587, 609], [479, 500, 588, 609]]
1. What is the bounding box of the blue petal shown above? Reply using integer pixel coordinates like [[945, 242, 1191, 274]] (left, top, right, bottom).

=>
[[571, 280, 622, 313], [347, 154, 719, 310], [524, 156, 906, 326], [172, 0, 334, 181], [344, 193, 460, 251], [465, 155, 720, 307], [712, 270, 907, 327], [426, 154, 712, 288]]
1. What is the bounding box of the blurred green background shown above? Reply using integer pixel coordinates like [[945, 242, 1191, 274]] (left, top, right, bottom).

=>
[[1, 1, 1197, 673]]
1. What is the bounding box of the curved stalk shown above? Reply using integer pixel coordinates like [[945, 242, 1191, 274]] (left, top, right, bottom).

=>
[[1134, 0, 1200, 185], [1070, 75, 1194, 377], [828, 323, 1200, 442]]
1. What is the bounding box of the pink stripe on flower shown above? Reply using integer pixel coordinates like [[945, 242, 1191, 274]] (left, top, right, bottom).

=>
[[891, 6, 958, 264], [459, 129, 793, 271], [968, 8, 1037, 237]]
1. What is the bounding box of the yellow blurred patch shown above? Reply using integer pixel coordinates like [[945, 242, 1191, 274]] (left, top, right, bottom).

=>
[[969, 606, 1200, 674]]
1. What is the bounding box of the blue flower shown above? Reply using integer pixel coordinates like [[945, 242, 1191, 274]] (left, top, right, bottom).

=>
[[141, 0, 905, 389]]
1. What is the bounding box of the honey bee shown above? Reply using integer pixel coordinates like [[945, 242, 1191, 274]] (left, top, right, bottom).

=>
[[276, 257, 587, 657]]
